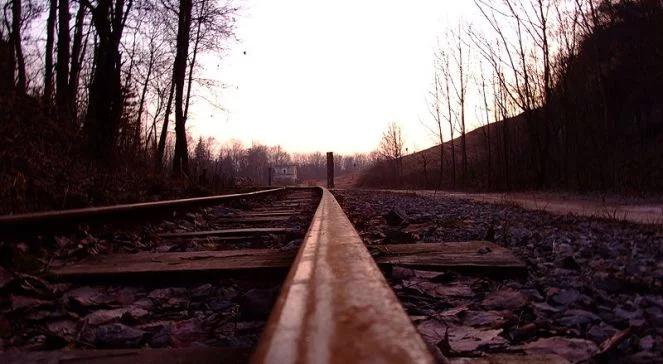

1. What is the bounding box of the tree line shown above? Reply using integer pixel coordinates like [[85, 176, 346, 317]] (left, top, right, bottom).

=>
[[187, 137, 377, 188], [366, 0, 663, 193], [1, 0, 236, 175]]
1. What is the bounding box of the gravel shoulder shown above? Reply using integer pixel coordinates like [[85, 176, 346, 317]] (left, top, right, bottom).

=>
[[333, 189, 663, 363], [379, 189, 663, 225]]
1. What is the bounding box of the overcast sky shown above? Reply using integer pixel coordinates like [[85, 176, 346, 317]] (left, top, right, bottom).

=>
[[187, 1, 479, 154]]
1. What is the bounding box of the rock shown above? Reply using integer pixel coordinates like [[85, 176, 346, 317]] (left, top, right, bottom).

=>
[[462, 311, 505, 329], [403, 280, 474, 298], [550, 289, 581, 306], [645, 306, 663, 326], [85, 309, 128, 326], [191, 284, 214, 298], [521, 337, 599, 363], [0, 315, 12, 338], [149, 323, 173, 348], [418, 319, 506, 354], [170, 319, 206, 347], [112, 287, 138, 305], [233, 321, 264, 335], [164, 297, 189, 310], [25, 310, 53, 321], [132, 298, 154, 311], [557, 309, 601, 328], [47, 320, 78, 338], [532, 302, 560, 315], [639, 335, 655, 351], [281, 239, 302, 251], [10, 295, 51, 311], [559, 256, 581, 270], [481, 288, 528, 310], [239, 288, 279, 319], [65, 287, 113, 308], [148, 287, 186, 302], [587, 323, 618, 343], [449, 325, 506, 353], [391, 266, 416, 280], [124, 306, 149, 322], [207, 297, 235, 311], [92, 323, 146, 348], [0, 266, 14, 289], [384, 208, 408, 226]]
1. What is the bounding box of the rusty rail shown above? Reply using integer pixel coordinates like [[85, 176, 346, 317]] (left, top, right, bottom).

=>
[[1, 187, 436, 363], [252, 188, 434, 363], [0, 187, 285, 232]]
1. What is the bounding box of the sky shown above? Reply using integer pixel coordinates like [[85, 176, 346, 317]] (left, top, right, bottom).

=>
[[187, 0, 479, 154]]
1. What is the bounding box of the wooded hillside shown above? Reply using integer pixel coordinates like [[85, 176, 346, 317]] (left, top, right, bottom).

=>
[[359, 0, 663, 194]]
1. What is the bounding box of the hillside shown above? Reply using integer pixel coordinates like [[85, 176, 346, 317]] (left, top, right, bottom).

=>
[[358, 1, 663, 194]]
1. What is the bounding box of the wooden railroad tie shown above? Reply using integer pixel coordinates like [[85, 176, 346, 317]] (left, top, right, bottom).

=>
[[50, 241, 525, 279], [0, 347, 250, 364], [158, 227, 298, 239]]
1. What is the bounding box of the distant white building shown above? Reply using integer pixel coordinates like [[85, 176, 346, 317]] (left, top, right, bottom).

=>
[[271, 165, 298, 185]]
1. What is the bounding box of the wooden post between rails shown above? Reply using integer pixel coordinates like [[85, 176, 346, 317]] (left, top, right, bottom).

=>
[[326, 152, 334, 188]]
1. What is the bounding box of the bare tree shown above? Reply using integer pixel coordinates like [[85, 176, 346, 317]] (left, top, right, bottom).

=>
[[11, 0, 25, 93], [441, 50, 457, 189], [426, 55, 445, 191], [479, 63, 492, 185], [56, 0, 69, 111], [43, 0, 56, 101], [171, 0, 193, 175], [81, 0, 134, 159], [379, 121, 405, 184], [448, 24, 469, 185]]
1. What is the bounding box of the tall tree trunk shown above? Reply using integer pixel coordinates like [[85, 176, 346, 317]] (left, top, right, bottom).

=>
[[481, 73, 492, 187], [172, 0, 193, 176], [444, 73, 456, 189], [68, 3, 86, 118], [184, 0, 205, 118], [135, 49, 154, 145], [12, 0, 26, 94], [434, 73, 444, 191], [44, 0, 57, 101], [85, 0, 131, 160], [0, 39, 13, 92], [56, 0, 70, 114], [156, 81, 175, 169], [458, 34, 467, 186]]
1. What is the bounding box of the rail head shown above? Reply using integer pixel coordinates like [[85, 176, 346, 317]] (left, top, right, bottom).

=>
[[252, 188, 435, 364], [0, 187, 286, 232]]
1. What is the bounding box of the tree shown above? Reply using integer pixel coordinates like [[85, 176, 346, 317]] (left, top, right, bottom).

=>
[[81, 0, 134, 159], [171, 0, 193, 175], [448, 25, 469, 185], [11, 0, 26, 94], [43, 0, 56, 101], [56, 0, 70, 110], [379, 122, 405, 184], [479, 63, 492, 185], [427, 56, 445, 191]]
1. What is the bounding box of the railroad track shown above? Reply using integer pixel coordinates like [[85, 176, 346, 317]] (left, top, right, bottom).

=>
[[0, 187, 535, 363]]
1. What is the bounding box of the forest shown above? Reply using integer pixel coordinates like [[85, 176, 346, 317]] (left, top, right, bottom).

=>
[[2, 0, 662, 215], [0, 0, 374, 213], [360, 0, 663, 194]]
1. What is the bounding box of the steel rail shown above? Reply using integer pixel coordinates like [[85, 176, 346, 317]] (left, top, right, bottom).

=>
[[252, 188, 435, 364], [0, 187, 285, 232]]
